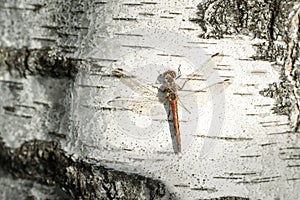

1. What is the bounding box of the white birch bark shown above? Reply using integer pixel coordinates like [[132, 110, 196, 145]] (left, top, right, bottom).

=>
[[0, 0, 299, 199]]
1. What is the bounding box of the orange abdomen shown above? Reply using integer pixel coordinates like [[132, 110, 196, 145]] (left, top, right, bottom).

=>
[[170, 100, 181, 153]]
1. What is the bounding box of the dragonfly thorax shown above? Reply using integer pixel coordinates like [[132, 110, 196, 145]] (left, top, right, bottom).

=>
[[165, 89, 178, 101]]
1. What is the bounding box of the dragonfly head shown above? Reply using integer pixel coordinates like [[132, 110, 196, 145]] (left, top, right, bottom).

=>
[[163, 70, 177, 85], [163, 70, 177, 79]]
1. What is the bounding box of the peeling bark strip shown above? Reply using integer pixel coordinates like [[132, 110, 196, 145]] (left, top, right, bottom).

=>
[[0, 47, 78, 78], [0, 139, 168, 200]]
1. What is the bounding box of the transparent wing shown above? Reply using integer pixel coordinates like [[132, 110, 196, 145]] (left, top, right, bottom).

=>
[[112, 68, 158, 98], [179, 79, 232, 106], [176, 52, 231, 106], [179, 53, 224, 89], [187, 53, 223, 80], [107, 96, 166, 116], [109, 68, 166, 116]]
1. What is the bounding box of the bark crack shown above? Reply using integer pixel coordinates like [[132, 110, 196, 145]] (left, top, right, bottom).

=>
[[285, 5, 300, 131]]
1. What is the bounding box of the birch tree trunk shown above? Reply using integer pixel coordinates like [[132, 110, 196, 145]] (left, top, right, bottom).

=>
[[0, 0, 299, 199]]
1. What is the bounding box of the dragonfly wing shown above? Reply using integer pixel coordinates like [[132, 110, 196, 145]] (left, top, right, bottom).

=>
[[112, 68, 158, 98], [107, 97, 166, 116], [111, 69, 168, 116], [181, 79, 232, 106], [193, 52, 223, 78], [181, 53, 224, 86], [177, 53, 231, 108]]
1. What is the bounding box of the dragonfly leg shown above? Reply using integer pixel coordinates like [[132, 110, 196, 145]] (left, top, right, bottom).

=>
[[175, 64, 182, 80], [177, 79, 189, 90]]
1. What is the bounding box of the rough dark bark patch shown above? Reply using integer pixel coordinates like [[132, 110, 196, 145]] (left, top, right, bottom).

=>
[[0, 138, 169, 200], [191, 0, 298, 62], [0, 47, 79, 78]]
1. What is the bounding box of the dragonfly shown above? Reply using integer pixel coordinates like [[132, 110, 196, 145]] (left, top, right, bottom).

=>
[[108, 53, 231, 154]]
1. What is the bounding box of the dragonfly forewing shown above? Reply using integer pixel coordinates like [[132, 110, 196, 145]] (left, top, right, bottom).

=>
[[110, 69, 167, 116], [108, 97, 167, 116], [112, 68, 159, 98], [179, 79, 232, 107], [180, 53, 224, 88]]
